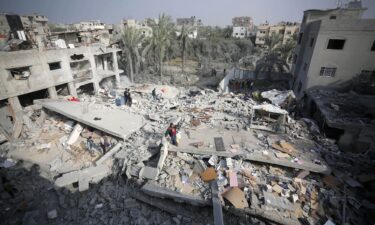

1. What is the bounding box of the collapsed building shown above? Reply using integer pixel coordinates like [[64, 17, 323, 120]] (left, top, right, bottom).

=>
[[1, 4, 375, 225]]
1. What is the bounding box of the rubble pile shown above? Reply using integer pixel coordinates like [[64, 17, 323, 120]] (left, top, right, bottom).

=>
[[0, 84, 374, 225]]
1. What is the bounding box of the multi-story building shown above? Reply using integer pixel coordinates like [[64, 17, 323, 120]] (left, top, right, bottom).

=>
[[232, 16, 254, 38], [291, 1, 375, 99], [255, 22, 270, 46], [0, 44, 123, 123], [21, 14, 50, 49], [176, 16, 202, 39], [122, 19, 152, 38], [255, 22, 299, 46]]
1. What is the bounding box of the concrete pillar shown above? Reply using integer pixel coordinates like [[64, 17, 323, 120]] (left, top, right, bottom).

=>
[[8, 96, 22, 113], [48, 86, 58, 99], [113, 51, 120, 83], [88, 47, 99, 95], [67, 82, 78, 97]]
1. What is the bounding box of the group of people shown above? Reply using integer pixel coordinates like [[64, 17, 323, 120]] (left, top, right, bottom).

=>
[[123, 88, 132, 107], [228, 79, 254, 92]]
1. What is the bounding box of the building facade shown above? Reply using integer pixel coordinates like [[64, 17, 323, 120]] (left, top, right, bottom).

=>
[[291, 3, 375, 99], [122, 19, 153, 38], [232, 16, 254, 38], [255, 22, 299, 46], [176, 16, 202, 39], [0, 45, 122, 116]]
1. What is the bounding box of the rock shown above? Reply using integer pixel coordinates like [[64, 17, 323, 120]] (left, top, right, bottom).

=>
[[47, 209, 58, 219]]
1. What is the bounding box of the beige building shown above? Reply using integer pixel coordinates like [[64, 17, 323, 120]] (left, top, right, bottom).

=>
[[255, 22, 270, 46], [122, 19, 153, 38], [255, 22, 299, 46], [291, 2, 375, 99], [176, 16, 202, 39]]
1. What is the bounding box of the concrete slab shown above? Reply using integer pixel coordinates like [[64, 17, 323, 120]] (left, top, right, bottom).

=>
[[140, 166, 159, 180], [141, 183, 209, 206], [34, 99, 144, 140], [263, 191, 296, 211], [169, 127, 330, 174], [95, 142, 122, 165]]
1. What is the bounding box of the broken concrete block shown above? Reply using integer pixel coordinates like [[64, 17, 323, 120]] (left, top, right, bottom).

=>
[[292, 194, 299, 203], [78, 177, 89, 192], [263, 191, 296, 211], [222, 187, 249, 209], [140, 166, 159, 180], [208, 155, 218, 166], [166, 167, 179, 176], [67, 123, 83, 145], [193, 160, 206, 174], [96, 142, 122, 165], [272, 184, 283, 194], [229, 170, 238, 187], [201, 167, 217, 182], [47, 209, 57, 219], [296, 170, 310, 179]]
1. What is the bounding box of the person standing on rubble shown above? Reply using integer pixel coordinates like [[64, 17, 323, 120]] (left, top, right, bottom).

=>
[[165, 123, 177, 146], [152, 88, 157, 100], [123, 89, 128, 106], [127, 91, 132, 107]]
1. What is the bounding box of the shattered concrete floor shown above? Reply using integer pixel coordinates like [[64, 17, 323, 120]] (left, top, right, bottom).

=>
[[1, 83, 375, 225]]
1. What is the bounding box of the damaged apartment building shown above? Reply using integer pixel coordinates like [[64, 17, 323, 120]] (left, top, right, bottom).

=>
[[0, 14, 123, 139]]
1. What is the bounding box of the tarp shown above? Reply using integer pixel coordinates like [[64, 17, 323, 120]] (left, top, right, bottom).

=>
[[261, 89, 295, 107], [252, 104, 288, 115]]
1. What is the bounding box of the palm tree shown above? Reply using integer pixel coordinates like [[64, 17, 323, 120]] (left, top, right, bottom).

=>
[[255, 52, 290, 79], [264, 33, 283, 52], [177, 25, 193, 74], [120, 27, 143, 83], [150, 13, 173, 77], [275, 39, 296, 63]]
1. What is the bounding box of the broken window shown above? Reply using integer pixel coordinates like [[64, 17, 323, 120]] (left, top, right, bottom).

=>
[[327, 39, 345, 50], [371, 40, 375, 51], [320, 67, 337, 77], [310, 38, 314, 47], [8, 66, 31, 80], [329, 15, 337, 20], [48, 62, 61, 70], [298, 32, 303, 44], [71, 54, 84, 60], [287, 31, 292, 35]]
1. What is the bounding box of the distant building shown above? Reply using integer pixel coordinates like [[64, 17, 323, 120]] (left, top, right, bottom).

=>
[[291, 1, 375, 99], [0, 13, 51, 49], [121, 19, 153, 38], [255, 22, 270, 46], [176, 16, 202, 39], [255, 22, 299, 46], [232, 16, 254, 38], [73, 20, 105, 31]]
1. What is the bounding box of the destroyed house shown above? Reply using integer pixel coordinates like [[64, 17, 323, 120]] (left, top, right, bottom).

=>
[[304, 89, 375, 151], [0, 45, 122, 138]]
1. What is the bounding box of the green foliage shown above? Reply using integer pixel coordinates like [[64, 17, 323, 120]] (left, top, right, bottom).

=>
[[120, 27, 143, 82]]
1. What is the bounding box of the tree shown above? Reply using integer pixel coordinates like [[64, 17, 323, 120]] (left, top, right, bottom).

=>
[[120, 27, 143, 83], [276, 39, 296, 63], [264, 33, 283, 52], [177, 25, 194, 73], [149, 13, 173, 77], [255, 52, 289, 79]]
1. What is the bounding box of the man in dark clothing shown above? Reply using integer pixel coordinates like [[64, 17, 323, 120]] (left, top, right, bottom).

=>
[[165, 123, 177, 146], [152, 88, 157, 100], [123, 89, 128, 105], [127, 91, 132, 107]]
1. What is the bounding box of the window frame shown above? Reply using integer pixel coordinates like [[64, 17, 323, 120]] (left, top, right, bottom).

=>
[[327, 39, 346, 50], [48, 61, 62, 71], [319, 67, 337, 77]]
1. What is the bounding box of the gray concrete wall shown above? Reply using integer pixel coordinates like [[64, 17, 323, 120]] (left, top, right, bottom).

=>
[[0, 46, 122, 100]]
